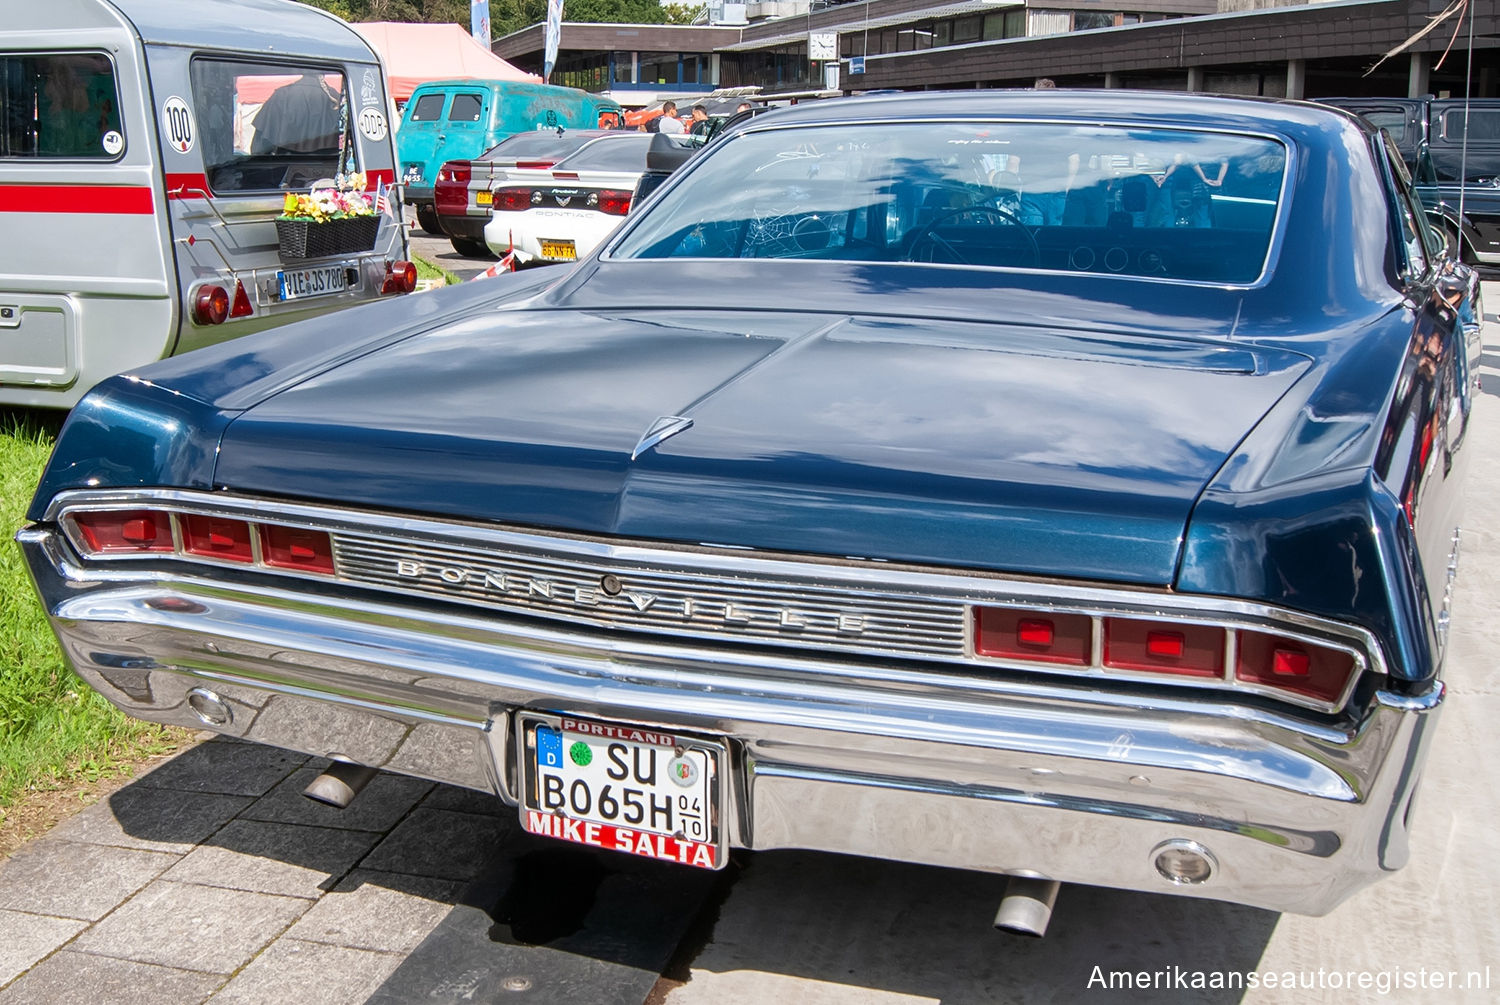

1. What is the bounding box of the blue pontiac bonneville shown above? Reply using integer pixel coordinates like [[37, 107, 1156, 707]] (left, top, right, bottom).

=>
[[18, 91, 1479, 930]]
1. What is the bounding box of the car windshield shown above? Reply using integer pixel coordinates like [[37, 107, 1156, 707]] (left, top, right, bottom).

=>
[[611, 121, 1287, 284]]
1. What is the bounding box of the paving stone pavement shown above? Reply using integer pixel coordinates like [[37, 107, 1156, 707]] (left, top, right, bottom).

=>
[[0, 737, 504, 1004]]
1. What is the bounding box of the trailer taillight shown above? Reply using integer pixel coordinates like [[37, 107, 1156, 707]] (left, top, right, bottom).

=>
[[381, 260, 418, 295], [193, 285, 229, 325]]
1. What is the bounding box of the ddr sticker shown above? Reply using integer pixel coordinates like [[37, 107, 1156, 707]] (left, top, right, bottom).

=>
[[161, 96, 194, 154], [358, 108, 388, 142], [101, 130, 124, 156]]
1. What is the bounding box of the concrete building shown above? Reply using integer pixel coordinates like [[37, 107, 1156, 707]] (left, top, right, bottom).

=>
[[492, 0, 1499, 102]]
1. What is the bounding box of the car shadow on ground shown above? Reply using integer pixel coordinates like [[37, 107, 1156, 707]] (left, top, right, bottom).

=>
[[93, 738, 1278, 1003]]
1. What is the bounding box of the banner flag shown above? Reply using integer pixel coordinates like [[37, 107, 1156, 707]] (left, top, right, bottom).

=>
[[544, 0, 564, 83]]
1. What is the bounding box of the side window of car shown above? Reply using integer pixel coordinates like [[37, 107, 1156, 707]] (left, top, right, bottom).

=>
[[0, 52, 123, 159], [1384, 134, 1433, 278]]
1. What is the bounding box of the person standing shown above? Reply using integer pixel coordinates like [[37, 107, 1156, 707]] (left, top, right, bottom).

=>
[[656, 101, 685, 134]]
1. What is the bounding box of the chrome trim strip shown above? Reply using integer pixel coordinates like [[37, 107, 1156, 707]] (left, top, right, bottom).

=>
[[40, 488, 1383, 715]]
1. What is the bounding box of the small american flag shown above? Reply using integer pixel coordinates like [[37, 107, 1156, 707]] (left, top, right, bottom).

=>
[[374, 178, 391, 217]]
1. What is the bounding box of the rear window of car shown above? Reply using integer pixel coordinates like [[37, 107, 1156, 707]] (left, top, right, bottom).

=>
[[448, 93, 483, 123], [0, 52, 123, 159], [480, 130, 604, 162], [611, 121, 1287, 285], [556, 134, 652, 172], [407, 93, 445, 122]]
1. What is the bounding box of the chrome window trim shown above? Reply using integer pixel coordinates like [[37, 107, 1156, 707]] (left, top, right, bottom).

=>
[[45, 488, 1378, 715]]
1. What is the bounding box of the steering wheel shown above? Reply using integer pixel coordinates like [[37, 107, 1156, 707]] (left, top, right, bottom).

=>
[[902, 204, 1041, 267]]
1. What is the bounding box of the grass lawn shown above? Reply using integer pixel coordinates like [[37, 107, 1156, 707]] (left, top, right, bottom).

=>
[[0, 409, 186, 824]]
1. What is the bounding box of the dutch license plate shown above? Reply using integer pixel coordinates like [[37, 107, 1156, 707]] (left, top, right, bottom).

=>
[[476, 191, 493, 206], [518, 713, 723, 869], [277, 264, 349, 302], [539, 239, 576, 260]]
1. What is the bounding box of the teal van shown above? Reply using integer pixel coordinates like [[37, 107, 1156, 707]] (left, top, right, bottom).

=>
[[398, 80, 621, 234]]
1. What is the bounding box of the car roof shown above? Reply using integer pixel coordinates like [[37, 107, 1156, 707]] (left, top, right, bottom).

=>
[[741, 89, 1349, 137]]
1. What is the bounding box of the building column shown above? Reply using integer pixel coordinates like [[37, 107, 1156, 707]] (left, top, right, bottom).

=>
[[1285, 58, 1305, 100], [1104, 71, 1119, 89], [1409, 50, 1430, 98], [1186, 66, 1204, 92], [631, 51, 639, 84], [709, 53, 721, 87]]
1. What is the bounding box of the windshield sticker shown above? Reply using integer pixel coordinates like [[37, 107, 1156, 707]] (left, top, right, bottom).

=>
[[358, 108, 388, 142], [102, 130, 123, 156], [161, 96, 194, 154]]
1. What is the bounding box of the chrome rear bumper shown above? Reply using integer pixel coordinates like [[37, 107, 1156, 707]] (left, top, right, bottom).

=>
[[19, 525, 1442, 916]]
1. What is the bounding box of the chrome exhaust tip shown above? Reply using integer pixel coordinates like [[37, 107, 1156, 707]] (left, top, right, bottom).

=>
[[302, 759, 379, 809], [993, 876, 1061, 937]]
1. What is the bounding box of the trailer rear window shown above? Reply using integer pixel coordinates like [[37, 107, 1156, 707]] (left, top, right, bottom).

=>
[[190, 59, 356, 193], [0, 52, 123, 159]]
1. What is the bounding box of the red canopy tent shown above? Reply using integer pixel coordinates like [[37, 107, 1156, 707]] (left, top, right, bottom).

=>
[[351, 21, 539, 103], [234, 22, 537, 106]]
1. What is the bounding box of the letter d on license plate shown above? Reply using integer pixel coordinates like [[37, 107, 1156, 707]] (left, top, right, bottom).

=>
[[517, 713, 724, 869]]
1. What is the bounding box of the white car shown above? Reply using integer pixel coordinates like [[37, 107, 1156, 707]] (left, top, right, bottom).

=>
[[482, 132, 660, 265]]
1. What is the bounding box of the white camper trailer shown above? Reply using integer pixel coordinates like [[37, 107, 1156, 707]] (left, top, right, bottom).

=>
[[0, 0, 415, 407]]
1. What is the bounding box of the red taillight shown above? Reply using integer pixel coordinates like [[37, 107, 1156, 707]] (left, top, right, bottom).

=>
[[492, 187, 532, 211], [73, 510, 173, 553], [181, 514, 253, 563], [552, 171, 579, 181], [260, 525, 335, 574], [598, 188, 632, 216], [381, 260, 418, 295], [193, 285, 229, 325], [436, 161, 472, 184], [229, 280, 253, 318], [1103, 619, 1224, 677], [974, 607, 1091, 666], [435, 162, 472, 214], [1237, 631, 1355, 704], [514, 160, 556, 170]]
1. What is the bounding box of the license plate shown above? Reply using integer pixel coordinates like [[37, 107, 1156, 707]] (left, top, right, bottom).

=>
[[277, 264, 349, 302], [476, 191, 492, 206], [539, 239, 576, 260], [518, 713, 724, 869]]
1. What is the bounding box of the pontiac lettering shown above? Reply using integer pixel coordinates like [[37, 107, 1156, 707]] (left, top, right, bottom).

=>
[[392, 558, 869, 635]]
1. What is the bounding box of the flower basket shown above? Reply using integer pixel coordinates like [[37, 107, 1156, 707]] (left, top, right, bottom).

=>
[[275, 215, 379, 260]]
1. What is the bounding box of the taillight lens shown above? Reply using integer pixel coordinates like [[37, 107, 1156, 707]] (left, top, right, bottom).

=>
[[598, 189, 632, 216], [260, 525, 335, 574], [974, 608, 1090, 666], [1236, 630, 1356, 705], [491, 187, 532, 211], [514, 160, 556, 170], [972, 604, 1358, 709], [181, 514, 253, 563], [1103, 619, 1224, 677], [381, 260, 418, 295], [193, 285, 229, 325], [436, 161, 471, 184], [434, 162, 472, 214], [73, 510, 173, 553]]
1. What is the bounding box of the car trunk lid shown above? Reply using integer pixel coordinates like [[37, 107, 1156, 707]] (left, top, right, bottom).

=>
[[212, 309, 1310, 585]]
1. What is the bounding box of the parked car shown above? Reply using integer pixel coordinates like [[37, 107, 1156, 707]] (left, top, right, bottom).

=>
[[19, 90, 1478, 931], [1318, 96, 1500, 264], [0, 0, 412, 408], [398, 79, 621, 236], [481, 131, 684, 265], [434, 128, 616, 257]]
